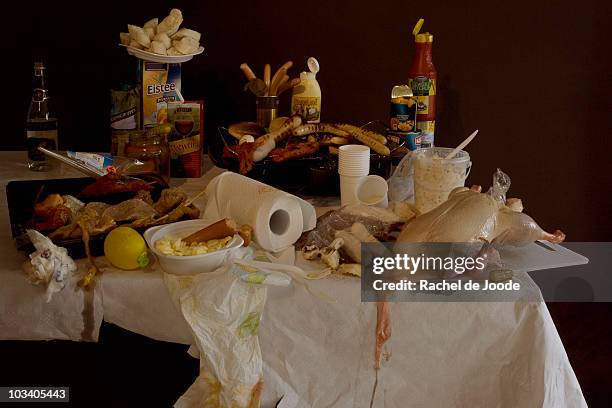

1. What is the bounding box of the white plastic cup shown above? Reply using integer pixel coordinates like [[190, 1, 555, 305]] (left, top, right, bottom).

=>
[[340, 174, 366, 206], [339, 145, 370, 176], [413, 147, 472, 213], [357, 175, 389, 208]]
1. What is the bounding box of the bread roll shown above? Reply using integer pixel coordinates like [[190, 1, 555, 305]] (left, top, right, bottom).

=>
[[150, 41, 167, 55], [128, 39, 144, 50], [157, 10, 183, 36], [166, 47, 181, 56], [127, 24, 150, 47], [153, 32, 172, 49], [171, 28, 201, 42], [143, 18, 158, 30], [172, 37, 199, 54], [144, 27, 155, 40], [169, 8, 182, 18], [119, 32, 130, 45]]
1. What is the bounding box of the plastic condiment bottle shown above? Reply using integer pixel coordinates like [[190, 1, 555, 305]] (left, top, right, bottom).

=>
[[291, 57, 321, 123], [408, 18, 437, 147]]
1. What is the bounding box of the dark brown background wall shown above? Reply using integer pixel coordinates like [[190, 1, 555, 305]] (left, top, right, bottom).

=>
[[4, 0, 611, 242]]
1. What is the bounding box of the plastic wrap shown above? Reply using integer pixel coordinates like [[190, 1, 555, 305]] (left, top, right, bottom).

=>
[[487, 168, 511, 204], [296, 204, 403, 251], [387, 152, 415, 202]]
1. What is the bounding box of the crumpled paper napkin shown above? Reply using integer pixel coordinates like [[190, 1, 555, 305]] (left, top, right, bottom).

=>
[[22, 229, 77, 302]]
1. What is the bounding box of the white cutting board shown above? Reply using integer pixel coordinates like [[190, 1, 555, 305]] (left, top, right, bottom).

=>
[[499, 241, 589, 273]]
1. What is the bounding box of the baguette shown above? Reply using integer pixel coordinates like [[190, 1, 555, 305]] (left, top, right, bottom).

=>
[[277, 77, 301, 95], [240, 63, 257, 81]]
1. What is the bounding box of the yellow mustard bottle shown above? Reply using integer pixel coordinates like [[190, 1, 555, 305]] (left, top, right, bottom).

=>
[[291, 57, 321, 123]]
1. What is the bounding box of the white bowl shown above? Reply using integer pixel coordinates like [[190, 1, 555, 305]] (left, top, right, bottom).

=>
[[143, 219, 243, 275]]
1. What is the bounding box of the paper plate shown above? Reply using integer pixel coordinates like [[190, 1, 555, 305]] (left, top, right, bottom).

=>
[[120, 44, 204, 63]]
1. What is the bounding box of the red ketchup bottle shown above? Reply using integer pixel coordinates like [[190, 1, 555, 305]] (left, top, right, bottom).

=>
[[408, 19, 437, 147]]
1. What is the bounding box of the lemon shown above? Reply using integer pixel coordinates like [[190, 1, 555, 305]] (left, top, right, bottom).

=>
[[104, 227, 149, 270]]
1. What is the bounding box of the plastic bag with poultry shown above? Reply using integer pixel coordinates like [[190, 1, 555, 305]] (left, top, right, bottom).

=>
[[296, 204, 405, 258], [396, 169, 565, 246]]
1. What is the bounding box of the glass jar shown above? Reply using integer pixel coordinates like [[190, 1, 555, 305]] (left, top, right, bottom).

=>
[[125, 131, 170, 183]]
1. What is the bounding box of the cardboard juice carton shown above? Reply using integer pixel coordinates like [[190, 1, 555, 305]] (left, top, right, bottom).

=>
[[168, 101, 204, 177], [138, 61, 182, 128]]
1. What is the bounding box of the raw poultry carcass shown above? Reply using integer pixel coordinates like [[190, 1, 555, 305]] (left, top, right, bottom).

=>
[[397, 169, 565, 246]]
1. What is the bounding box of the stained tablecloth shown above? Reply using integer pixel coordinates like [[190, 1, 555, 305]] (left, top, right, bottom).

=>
[[0, 152, 586, 407]]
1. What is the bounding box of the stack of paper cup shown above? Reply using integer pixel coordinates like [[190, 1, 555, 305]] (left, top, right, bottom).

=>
[[338, 145, 370, 206]]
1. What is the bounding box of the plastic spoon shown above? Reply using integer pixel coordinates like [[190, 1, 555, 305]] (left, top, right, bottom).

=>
[[445, 129, 478, 160]]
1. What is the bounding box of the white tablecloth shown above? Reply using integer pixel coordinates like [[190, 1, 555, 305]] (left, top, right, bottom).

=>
[[0, 152, 586, 407]]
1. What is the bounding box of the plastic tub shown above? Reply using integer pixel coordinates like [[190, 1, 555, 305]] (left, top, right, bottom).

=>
[[413, 147, 471, 213], [143, 219, 244, 275]]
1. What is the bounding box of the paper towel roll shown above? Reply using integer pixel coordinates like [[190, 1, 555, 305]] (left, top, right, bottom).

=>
[[203, 172, 316, 252]]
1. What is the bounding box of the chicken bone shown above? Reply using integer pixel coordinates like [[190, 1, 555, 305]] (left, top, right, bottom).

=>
[[301, 237, 344, 270]]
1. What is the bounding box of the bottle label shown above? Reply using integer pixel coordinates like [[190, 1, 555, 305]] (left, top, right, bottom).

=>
[[27, 129, 58, 141], [409, 76, 436, 115], [416, 120, 435, 147], [390, 99, 417, 132], [291, 96, 321, 123]]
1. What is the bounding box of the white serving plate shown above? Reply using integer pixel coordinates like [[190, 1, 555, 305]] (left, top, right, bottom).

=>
[[120, 44, 204, 63], [144, 219, 243, 275]]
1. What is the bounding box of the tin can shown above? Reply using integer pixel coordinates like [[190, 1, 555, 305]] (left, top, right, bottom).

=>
[[390, 85, 417, 133], [417, 120, 435, 147], [387, 131, 422, 151]]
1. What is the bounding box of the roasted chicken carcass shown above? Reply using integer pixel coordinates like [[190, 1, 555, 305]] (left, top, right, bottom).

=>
[[154, 187, 187, 214], [397, 170, 565, 246], [79, 173, 153, 197]]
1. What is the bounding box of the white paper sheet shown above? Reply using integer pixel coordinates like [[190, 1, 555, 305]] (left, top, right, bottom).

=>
[[0, 153, 587, 407]]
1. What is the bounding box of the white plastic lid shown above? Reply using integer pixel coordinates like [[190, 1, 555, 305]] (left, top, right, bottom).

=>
[[307, 57, 320, 74]]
